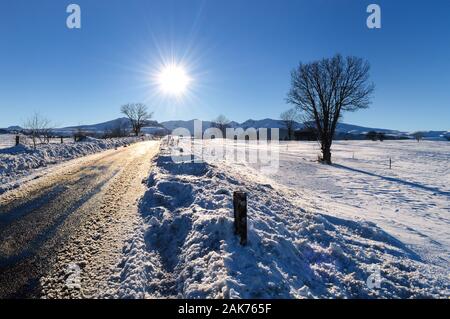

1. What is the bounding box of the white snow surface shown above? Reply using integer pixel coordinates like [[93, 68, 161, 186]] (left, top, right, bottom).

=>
[[0, 136, 143, 194], [198, 139, 450, 270], [104, 139, 449, 299], [0, 134, 13, 149]]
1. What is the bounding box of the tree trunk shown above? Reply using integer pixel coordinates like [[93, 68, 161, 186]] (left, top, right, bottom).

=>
[[321, 139, 332, 164]]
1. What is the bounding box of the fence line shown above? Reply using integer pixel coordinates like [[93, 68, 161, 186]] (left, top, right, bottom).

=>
[[0, 134, 73, 150]]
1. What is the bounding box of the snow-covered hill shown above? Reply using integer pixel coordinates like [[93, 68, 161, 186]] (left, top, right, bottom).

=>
[[160, 119, 402, 134], [240, 118, 298, 129], [53, 118, 164, 136], [160, 120, 215, 134], [416, 130, 450, 140]]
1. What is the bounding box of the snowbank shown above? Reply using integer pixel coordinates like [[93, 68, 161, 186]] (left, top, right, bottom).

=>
[[0, 137, 143, 194], [102, 143, 449, 299]]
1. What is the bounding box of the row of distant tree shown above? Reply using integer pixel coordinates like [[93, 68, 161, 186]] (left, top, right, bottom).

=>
[[207, 116, 432, 142], [18, 103, 154, 149]]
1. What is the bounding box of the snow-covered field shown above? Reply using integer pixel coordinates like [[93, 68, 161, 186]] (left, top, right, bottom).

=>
[[194, 139, 450, 269], [0, 134, 16, 149], [0, 136, 145, 194], [104, 139, 449, 298]]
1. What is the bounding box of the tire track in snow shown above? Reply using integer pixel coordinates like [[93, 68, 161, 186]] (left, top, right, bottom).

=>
[[0, 141, 159, 298]]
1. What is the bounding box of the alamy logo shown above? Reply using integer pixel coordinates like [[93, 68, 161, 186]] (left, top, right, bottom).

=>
[[63, 4, 379, 31], [169, 120, 280, 173], [66, 4, 81, 29], [367, 4, 381, 29]]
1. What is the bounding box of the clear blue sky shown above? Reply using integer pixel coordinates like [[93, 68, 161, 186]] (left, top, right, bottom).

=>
[[1, 0, 449, 131]]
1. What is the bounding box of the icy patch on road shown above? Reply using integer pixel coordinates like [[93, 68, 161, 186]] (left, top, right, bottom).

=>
[[104, 146, 449, 299], [0, 137, 146, 194]]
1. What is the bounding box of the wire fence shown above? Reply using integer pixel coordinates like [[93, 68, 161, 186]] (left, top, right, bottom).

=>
[[0, 134, 74, 149]]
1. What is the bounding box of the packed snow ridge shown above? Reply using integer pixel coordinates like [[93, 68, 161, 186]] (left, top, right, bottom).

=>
[[103, 141, 449, 299], [0, 137, 144, 194]]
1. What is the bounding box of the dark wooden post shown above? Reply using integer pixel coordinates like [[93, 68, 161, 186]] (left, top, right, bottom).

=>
[[61, 136, 64, 144], [15, 135, 20, 146], [389, 157, 392, 169], [233, 191, 247, 245]]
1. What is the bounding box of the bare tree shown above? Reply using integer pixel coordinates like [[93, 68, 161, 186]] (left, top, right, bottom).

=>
[[23, 112, 52, 149], [212, 115, 231, 136], [366, 131, 378, 141], [121, 103, 153, 136], [287, 54, 374, 164], [412, 131, 424, 142], [280, 108, 299, 140], [105, 121, 129, 138], [40, 125, 54, 144]]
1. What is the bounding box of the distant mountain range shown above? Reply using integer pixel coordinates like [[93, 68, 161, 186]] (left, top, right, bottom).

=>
[[2, 117, 449, 140], [160, 118, 448, 140], [52, 118, 164, 135], [161, 119, 403, 134], [153, 118, 450, 139]]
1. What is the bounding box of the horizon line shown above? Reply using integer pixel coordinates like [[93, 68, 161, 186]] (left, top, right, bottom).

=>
[[1, 117, 448, 133]]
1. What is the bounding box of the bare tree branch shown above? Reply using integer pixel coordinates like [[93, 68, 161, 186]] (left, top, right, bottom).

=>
[[212, 115, 231, 136], [121, 103, 153, 136], [23, 112, 52, 149], [287, 54, 374, 164], [280, 108, 299, 140]]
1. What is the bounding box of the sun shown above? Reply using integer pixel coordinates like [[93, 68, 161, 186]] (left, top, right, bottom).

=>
[[157, 63, 191, 96]]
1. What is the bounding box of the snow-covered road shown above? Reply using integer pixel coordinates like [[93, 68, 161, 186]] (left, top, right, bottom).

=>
[[0, 136, 146, 194], [0, 141, 159, 298]]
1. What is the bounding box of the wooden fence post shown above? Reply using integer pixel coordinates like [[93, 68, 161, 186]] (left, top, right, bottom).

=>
[[61, 136, 64, 144], [389, 157, 392, 169], [233, 191, 247, 246], [15, 135, 20, 146]]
